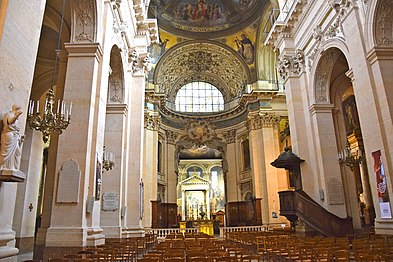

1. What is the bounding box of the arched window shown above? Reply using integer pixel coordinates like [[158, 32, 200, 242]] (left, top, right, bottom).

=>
[[175, 82, 224, 113]]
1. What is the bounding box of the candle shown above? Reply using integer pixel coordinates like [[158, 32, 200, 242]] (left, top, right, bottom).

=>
[[69, 102, 72, 116], [62, 101, 65, 116], [36, 101, 40, 114], [28, 101, 32, 114], [57, 100, 60, 115]]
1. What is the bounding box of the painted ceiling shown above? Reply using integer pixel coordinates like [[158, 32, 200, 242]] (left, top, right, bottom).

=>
[[148, 0, 267, 38]]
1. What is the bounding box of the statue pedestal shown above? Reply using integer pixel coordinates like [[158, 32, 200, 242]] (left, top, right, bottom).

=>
[[0, 169, 25, 182]]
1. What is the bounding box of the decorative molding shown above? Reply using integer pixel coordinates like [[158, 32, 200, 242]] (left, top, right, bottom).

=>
[[222, 130, 236, 144], [108, 48, 124, 103], [129, 50, 152, 76], [165, 130, 178, 145], [326, 0, 353, 39], [184, 120, 217, 147], [72, 0, 95, 43], [315, 49, 340, 104], [277, 50, 305, 80], [248, 113, 280, 130], [155, 41, 250, 102], [366, 47, 393, 65], [144, 113, 160, 131], [375, 0, 393, 47]]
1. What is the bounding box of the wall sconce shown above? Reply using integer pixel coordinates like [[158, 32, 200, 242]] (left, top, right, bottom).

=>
[[102, 146, 115, 172], [338, 142, 362, 171]]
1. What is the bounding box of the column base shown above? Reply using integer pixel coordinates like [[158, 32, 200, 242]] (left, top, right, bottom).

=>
[[122, 227, 145, 238], [0, 169, 25, 182], [101, 226, 122, 239], [0, 247, 18, 262], [374, 219, 393, 235], [15, 237, 34, 254]]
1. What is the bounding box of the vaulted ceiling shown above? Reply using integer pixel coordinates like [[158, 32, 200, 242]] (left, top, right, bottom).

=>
[[148, 0, 271, 103], [148, 0, 267, 38]]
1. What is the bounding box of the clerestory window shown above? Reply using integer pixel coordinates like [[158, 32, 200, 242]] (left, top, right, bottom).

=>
[[175, 82, 224, 113]]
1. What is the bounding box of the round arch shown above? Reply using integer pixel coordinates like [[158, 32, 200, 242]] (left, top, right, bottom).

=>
[[154, 40, 251, 102]]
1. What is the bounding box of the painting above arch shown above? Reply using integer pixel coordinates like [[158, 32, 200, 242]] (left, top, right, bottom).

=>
[[148, 0, 267, 38]]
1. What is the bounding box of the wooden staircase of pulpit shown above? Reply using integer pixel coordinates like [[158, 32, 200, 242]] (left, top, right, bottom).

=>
[[279, 190, 353, 236]]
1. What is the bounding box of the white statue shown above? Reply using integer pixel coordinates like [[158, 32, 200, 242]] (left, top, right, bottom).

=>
[[0, 104, 24, 170]]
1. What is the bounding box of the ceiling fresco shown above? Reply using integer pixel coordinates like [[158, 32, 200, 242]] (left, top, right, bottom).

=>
[[148, 0, 267, 38]]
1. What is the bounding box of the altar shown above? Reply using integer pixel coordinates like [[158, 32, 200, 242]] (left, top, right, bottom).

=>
[[180, 220, 214, 236]]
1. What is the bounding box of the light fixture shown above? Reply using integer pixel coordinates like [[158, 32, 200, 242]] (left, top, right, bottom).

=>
[[102, 146, 115, 172], [27, 0, 71, 143], [338, 142, 362, 171]]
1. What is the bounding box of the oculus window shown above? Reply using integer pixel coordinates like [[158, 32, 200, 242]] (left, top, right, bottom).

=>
[[175, 82, 224, 113]]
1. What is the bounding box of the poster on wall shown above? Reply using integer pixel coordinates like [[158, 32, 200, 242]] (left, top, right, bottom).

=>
[[372, 150, 392, 219], [95, 155, 102, 200]]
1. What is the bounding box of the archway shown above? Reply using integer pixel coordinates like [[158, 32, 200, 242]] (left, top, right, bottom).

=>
[[319, 48, 376, 231]]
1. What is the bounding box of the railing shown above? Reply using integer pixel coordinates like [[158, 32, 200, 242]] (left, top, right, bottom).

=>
[[261, 0, 298, 44], [219, 225, 269, 238], [279, 190, 354, 236], [145, 228, 200, 239]]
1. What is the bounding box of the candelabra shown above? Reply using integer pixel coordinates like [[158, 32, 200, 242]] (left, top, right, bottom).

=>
[[27, 0, 71, 143], [338, 142, 362, 171], [102, 146, 115, 171], [27, 87, 71, 143]]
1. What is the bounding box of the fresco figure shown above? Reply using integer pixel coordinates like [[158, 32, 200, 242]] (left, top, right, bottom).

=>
[[235, 33, 254, 64], [175, 0, 222, 22]]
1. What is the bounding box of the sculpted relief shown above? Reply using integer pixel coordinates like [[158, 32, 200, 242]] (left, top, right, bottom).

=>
[[375, 0, 393, 46], [72, 0, 95, 43], [155, 42, 250, 102]]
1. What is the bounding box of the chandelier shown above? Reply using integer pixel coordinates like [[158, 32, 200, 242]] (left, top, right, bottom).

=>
[[102, 146, 115, 172], [338, 142, 362, 171], [27, 0, 71, 143]]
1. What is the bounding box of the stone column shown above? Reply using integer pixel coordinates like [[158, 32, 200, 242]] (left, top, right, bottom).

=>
[[205, 190, 210, 219], [0, 0, 46, 260], [13, 128, 44, 254], [15, 49, 69, 255], [222, 130, 237, 202], [124, 71, 145, 236], [142, 111, 159, 228], [248, 115, 269, 224], [165, 131, 178, 203], [101, 104, 128, 239], [37, 43, 105, 258], [277, 50, 318, 198], [181, 190, 186, 219], [309, 104, 349, 218], [341, 2, 393, 233], [261, 119, 287, 224]]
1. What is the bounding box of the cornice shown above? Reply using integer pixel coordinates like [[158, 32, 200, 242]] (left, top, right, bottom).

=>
[[106, 103, 128, 115], [366, 47, 393, 65], [309, 103, 335, 115]]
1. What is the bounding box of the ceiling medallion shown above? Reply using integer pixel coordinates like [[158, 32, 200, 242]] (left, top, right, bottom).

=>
[[186, 120, 216, 146]]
